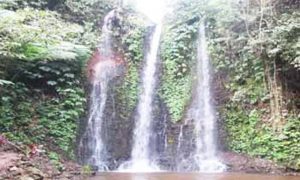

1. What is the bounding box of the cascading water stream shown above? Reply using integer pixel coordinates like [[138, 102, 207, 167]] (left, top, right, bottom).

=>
[[78, 10, 117, 171], [119, 24, 162, 172], [84, 65, 110, 170], [177, 125, 184, 151], [191, 23, 226, 172], [163, 114, 168, 150]]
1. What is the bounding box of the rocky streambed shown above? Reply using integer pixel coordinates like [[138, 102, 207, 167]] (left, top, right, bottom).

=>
[[0, 142, 83, 180]]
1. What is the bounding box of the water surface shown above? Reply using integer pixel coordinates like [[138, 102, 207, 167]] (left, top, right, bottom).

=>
[[88, 173, 299, 180]]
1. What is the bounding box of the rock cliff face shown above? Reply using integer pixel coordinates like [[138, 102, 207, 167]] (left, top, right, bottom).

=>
[[77, 23, 217, 170], [78, 48, 198, 170], [76, 24, 181, 169]]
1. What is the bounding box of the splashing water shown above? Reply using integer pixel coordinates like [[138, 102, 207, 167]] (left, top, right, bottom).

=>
[[191, 23, 226, 172], [118, 24, 162, 172], [177, 125, 184, 151]]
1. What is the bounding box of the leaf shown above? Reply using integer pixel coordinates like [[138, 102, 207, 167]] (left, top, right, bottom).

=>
[[47, 81, 57, 86], [0, 79, 14, 86]]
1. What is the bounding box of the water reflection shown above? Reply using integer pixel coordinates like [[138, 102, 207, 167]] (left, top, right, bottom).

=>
[[87, 173, 299, 180]]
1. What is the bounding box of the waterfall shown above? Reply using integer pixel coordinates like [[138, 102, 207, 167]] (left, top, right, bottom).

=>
[[100, 10, 116, 59], [78, 8, 227, 172], [191, 23, 226, 172], [177, 125, 184, 151], [78, 10, 117, 171], [84, 70, 109, 170], [119, 24, 162, 172]]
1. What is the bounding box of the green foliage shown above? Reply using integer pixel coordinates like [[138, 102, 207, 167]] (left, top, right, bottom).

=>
[[0, 79, 14, 85], [0, 7, 89, 156], [36, 87, 85, 155], [203, 0, 300, 170], [0, 0, 49, 10], [0, 82, 35, 144], [0, 0, 121, 163], [48, 151, 64, 171], [261, 12, 300, 69], [0, 0, 298, 171], [60, 0, 116, 24], [115, 12, 148, 120], [225, 105, 300, 169], [0, 60, 86, 157], [81, 165, 92, 175], [0, 0, 117, 49], [160, 7, 199, 122], [0, 8, 90, 61]]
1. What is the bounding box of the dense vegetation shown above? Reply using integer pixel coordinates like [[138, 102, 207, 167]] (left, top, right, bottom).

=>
[[160, 8, 198, 122], [0, 0, 135, 159], [0, 0, 299, 172], [160, 0, 299, 169], [206, 0, 299, 169], [0, 4, 90, 159]]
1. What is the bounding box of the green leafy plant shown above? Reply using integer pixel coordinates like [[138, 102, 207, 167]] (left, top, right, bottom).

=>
[[160, 7, 199, 122], [0, 8, 90, 61], [81, 165, 92, 176], [48, 151, 65, 171]]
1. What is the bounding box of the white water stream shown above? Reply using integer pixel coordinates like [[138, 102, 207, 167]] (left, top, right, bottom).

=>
[[79, 10, 117, 171], [191, 23, 225, 172], [119, 24, 162, 172], [80, 7, 226, 172]]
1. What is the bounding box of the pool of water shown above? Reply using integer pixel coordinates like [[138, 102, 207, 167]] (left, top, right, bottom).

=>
[[86, 173, 299, 180]]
